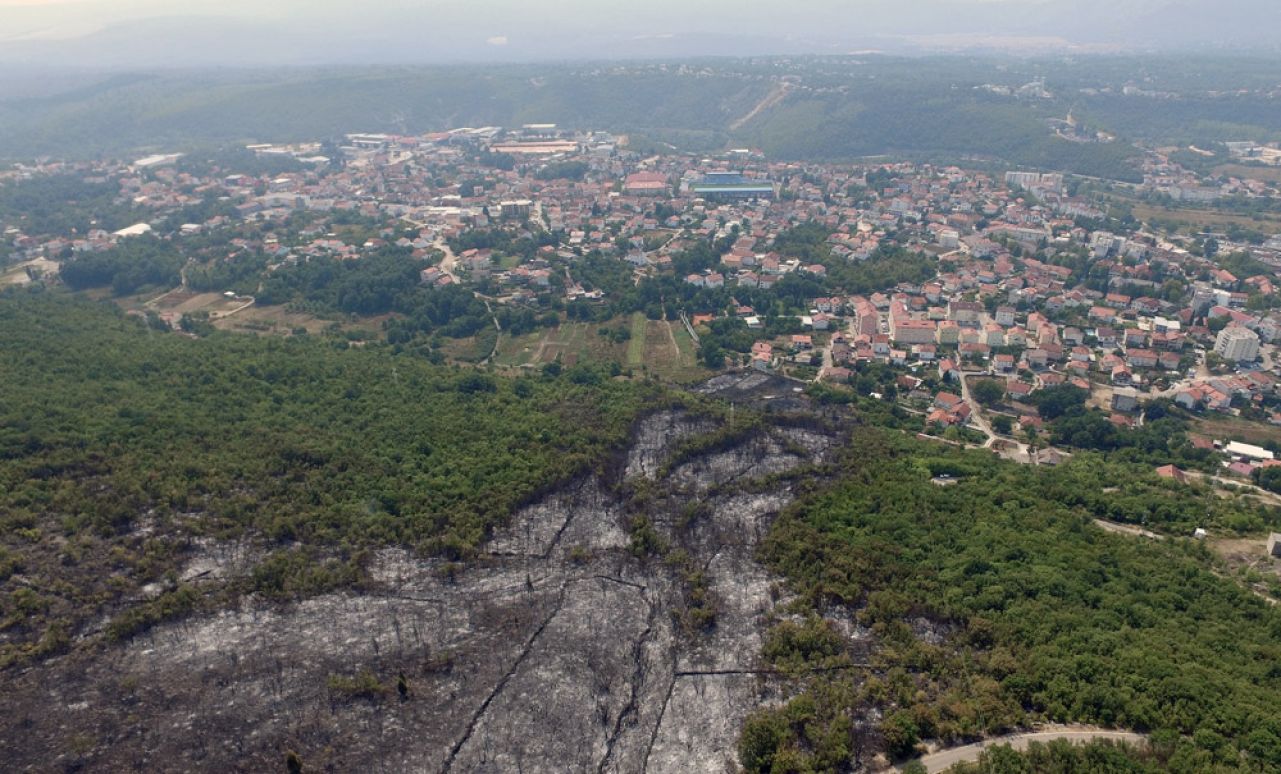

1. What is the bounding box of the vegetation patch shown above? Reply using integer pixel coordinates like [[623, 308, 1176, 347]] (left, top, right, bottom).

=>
[[0, 291, 660, 664], [742, 428, 1281, 772]]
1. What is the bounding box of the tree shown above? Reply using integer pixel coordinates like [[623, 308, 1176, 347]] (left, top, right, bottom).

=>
[[1254, 466, 1281, 494], [738, 711, 787, 773], [701, 342, 726, 369], [971, 379, 1006, 407], [1032, 385, 1088, 420], [992, 414, 1014, 435], [882, 711, 920, 760]]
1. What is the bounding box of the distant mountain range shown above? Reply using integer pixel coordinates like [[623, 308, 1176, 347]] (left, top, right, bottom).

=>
[[0, 2, 1278, 69]]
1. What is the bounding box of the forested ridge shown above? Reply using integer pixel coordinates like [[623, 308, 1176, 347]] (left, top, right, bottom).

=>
[[5, 57, 1278, 178], [0, 290, 662, 666], [740, 429, 1281, 772]]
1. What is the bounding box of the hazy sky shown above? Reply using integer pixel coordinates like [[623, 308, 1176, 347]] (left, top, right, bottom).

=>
[[0, 0, 1277, 65]]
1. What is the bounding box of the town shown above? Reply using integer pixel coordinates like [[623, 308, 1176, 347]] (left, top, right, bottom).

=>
[[7, 125, 1281, 485], [5, 7, 1281, 766]]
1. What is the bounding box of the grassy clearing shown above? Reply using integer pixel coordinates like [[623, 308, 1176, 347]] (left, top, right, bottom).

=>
[[214, 305, 334, 335], [1213, 164, 1281, 184], [493, 329, 547, 368], [642, 320, 707, 383], [438, 327, 498, 363], [567, 323, 629, 366], [1131, 203, 1281, 232], [1194, 415, 1281, 446], [1207, 535, 1281, 604], [672, 322, 697, 362], [490, 321, 629, 369], [1, 257, 58, 287]]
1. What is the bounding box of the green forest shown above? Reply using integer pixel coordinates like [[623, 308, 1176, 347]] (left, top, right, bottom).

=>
[[740, 428, 1281, 773], [0, 290, 663, 666], [0, 174, 144, 236]]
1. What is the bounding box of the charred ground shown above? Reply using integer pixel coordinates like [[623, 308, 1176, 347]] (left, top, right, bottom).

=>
[[2, 369, 850, 773]]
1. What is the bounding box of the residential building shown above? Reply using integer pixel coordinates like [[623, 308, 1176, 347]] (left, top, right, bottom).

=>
[[1215, 326, 1260, 362]]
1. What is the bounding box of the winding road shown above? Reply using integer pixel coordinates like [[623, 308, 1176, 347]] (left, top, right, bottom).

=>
[[899, 728, 1148, 773]]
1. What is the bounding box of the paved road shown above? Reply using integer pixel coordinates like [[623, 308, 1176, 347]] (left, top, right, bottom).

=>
[[434, 238, 460, 282], [814, 316, 856, 384], [957, 372, 996, 447], [901, 729, 1147, 773]]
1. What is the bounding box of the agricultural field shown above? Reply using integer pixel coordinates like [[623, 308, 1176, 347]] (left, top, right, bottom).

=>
[[490, 315, 705, 381], [626, 312, 648, 368]]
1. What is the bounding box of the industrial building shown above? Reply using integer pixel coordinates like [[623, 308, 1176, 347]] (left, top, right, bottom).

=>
[[686, 172, 775, 201]]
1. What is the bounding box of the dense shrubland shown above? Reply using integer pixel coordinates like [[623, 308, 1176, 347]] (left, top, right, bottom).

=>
[[741, 429, 1281, 772], [0, 290, 661, 665]]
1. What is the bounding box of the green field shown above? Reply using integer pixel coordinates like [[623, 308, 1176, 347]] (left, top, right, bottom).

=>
[[626, 312, 648, 368], [644, 320, 707, 383]]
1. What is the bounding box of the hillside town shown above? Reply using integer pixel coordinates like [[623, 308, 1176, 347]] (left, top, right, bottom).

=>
[[7, 125, 1281, 480], [7, 20, 1281, 770]]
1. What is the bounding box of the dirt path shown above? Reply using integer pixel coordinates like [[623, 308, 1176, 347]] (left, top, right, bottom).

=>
[[531, 329, 556, 363], [729, 81, 792, 131], [1093, 519, 1165, 540], [479, 300, 502, 365], [1183, 470, 1281, 508], [663, 320, 680, 363], [901, 727, 1148, 773]]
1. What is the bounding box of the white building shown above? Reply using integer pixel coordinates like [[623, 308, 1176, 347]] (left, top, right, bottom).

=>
[[1214, 325, 1260, 363], [112, 223, 153, 238], [1226, 441, 1274, 461]]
